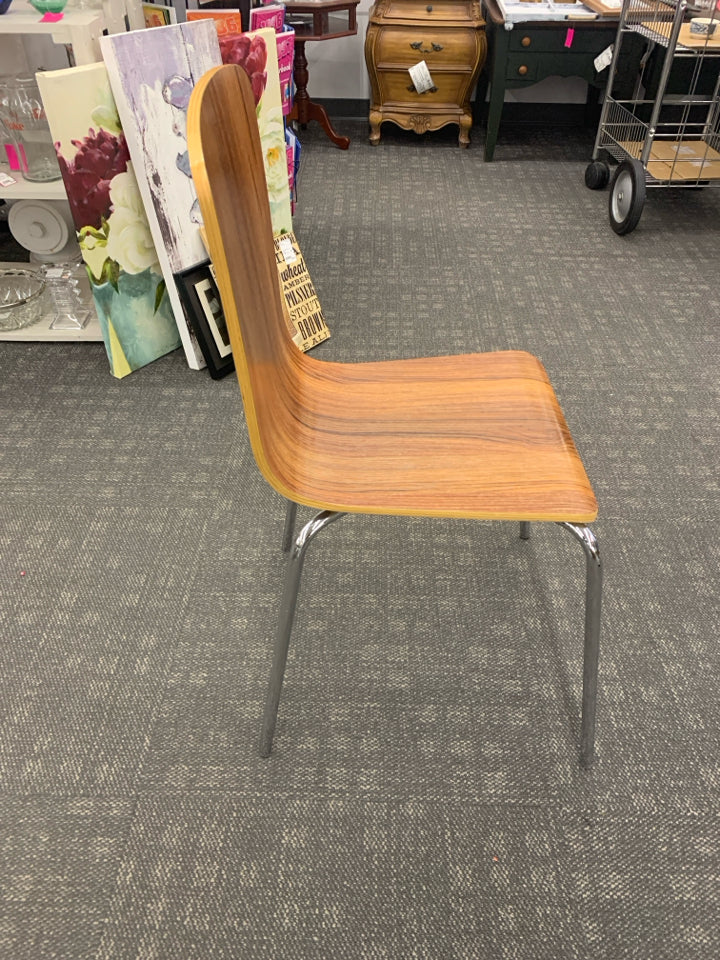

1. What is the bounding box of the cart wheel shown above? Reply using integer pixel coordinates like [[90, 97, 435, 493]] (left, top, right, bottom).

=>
[[609, 159, 646, 235], [585, 161, 610, 190]]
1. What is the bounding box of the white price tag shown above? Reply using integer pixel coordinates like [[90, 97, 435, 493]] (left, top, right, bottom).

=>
[[408, 60, 435, 94], [279, 235, 298, 264], [594, 44, 613, 72], [0, 171, 17, 187]]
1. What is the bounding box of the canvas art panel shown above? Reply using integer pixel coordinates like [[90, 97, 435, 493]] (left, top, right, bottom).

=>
[[218, 27, 293, 237], [36, 63, 181, 379], [101, 20, 223, 370], [102, 21, 293, 372]]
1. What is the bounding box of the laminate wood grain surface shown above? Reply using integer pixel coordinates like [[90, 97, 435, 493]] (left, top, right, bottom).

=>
[[187, 65, 597, 523]]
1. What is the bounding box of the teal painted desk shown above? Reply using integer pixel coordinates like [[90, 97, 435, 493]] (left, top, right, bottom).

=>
[[476, 0, 623, 161]]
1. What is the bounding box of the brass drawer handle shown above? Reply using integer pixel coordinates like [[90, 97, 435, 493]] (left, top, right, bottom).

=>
[[521, 36, 532, 47], [407, 83, 438, 93], [410, 40, 444, 53], [518, 65, 529, 76]]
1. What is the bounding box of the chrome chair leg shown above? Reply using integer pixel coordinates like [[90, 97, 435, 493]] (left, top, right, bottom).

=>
[[559, 522, 602, 768], [260, 510, 346, 757], [282, 500, 297, 553], [519, 521, 531, 540]]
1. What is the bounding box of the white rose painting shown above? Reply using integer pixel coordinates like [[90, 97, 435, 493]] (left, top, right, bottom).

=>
[[104, 171, 161, 275], [217, 28, 293, 236], [37, 64, 182, 379]]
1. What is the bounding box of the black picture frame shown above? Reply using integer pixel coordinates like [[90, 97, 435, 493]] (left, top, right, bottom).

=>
[[175, 261, 235, 380]]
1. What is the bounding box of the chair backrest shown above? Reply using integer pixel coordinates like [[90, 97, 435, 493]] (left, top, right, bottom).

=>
[[187, 64, 306, 498]]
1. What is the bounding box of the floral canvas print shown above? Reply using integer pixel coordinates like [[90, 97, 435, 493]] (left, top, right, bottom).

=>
[[101, 21, 291, 371], [219, 28, 292, 236], [37, 64, 181, 379], [101, 20, 223, 371]]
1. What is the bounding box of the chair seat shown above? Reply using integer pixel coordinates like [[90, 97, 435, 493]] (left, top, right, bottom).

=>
[[263, 349, 598, 522]]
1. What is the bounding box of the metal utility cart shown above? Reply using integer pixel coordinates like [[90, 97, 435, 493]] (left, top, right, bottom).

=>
[[585, 0, 720, 233]]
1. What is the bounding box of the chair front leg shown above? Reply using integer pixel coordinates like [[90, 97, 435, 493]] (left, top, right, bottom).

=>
[[559, 522, 603, 768], [282, 500, 298, 553], [260, 509, 346, 758]]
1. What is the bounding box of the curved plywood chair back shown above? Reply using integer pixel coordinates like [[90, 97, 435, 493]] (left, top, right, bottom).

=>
[[187, 64, 303, 496]]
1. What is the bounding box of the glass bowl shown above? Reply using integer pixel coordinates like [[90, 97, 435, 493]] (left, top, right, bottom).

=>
[[0, 268, 46, 331]]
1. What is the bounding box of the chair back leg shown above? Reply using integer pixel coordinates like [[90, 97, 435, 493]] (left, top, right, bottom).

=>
[[559, 522, 602, 767], [260, 510, 346, 757]]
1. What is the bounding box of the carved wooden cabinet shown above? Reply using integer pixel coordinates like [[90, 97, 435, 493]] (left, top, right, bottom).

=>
[[364, 0, 486, 147]]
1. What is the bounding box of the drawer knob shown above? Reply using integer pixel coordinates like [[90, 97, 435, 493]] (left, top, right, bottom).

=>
[[518, 65, 529, 76], [521, 36, 531, 47], [426, 4, 433, 11]]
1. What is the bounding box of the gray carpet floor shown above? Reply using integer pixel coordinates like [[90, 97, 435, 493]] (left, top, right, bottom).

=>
[[1, 116, 719, 959]]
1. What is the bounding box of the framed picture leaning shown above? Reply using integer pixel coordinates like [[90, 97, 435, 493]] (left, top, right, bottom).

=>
[[175, 261, 235, 379]]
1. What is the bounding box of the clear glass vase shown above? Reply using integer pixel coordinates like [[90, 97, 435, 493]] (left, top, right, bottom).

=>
[[0, 76, 62, 183]]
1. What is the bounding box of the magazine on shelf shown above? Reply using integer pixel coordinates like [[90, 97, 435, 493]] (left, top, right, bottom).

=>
[[249, 4, 286, 33], [142, 2, 177, 28], [186, 9, 245, 36]]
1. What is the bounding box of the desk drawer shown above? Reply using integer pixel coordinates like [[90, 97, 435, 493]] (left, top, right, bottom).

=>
[[376, 26, 479, 68], [382, 0, 478, 22], [505, 50, 611, 83], [505, 53, 540, 82], [508, 26, 617, 54]]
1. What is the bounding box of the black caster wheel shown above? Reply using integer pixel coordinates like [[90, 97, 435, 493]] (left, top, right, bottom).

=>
[[609, 159, 646, 235], [585, 160, 610, 190]]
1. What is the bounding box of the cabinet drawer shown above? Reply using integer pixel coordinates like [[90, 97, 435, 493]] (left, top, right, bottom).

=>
[[505, 54, 539, 82], [508, 26, 616, 54], [382, 0, 478, 22], [375, 26, 479, 68], [378, 68, 469, 105]]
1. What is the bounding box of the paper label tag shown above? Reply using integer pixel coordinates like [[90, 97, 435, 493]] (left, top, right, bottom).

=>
[[594, 44, 613, 72], [273, 232, 331, 352], [0, 171, 17, 187], [408, 60, 435, 94], [279, 235, 298, 265]]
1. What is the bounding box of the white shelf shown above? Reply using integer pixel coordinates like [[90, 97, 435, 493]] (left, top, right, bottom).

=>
[[0, 1, 107, 62], [0, 0, 143, 204], [0, 0, 141, 342], [0, 2, 104, 34], [0, 164, 67, 201], [0, 309, 103, 341], [0, 0, 142, 48], [0, 261, 103, 342]]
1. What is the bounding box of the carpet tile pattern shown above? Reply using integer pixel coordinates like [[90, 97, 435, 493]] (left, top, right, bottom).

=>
[[1, 118, 718, 959]]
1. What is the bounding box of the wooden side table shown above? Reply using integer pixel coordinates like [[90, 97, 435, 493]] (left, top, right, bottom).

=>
[[284, 0, 360, 150], [364, 0, 487, 147]]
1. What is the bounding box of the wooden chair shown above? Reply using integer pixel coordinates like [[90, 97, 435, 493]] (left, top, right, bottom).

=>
[[187, 65, 603, 767]]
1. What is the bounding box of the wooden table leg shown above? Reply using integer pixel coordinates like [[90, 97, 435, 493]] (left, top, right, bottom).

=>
[[290, 39, 350, 150], [483, 23, 509, 162]]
